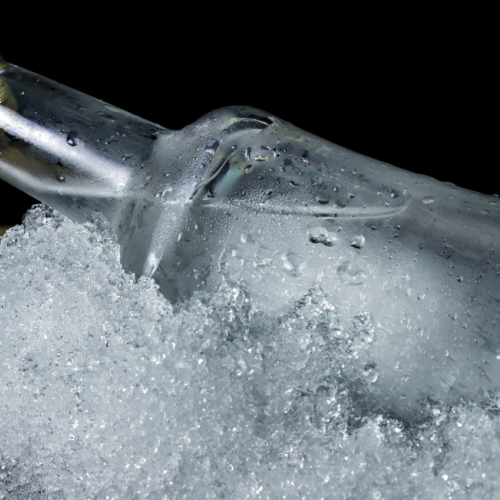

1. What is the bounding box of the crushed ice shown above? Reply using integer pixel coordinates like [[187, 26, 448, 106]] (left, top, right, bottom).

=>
[[1, 205, 499, 499]]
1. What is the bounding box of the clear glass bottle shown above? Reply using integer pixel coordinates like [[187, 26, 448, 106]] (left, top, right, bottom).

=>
[[1, 56, 500, 421]]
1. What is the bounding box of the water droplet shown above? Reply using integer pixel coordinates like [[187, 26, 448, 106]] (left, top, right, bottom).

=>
[[363, 362, 379, 383], [337, 261, 366, 285], [244, 165, 253, 174], [162, 185, 173, 194], [315, 195, 329, 205], [122, 153, 133, 161], [457, 276, 464, 282], [155, 190, 165, 198], [308, 227, 336, 247], [282, 251, 306, 277], [57, 175, 65, 183], [240, 233, 255, 244], [350, 235, 365, 249], [422, 196, 434, 205], [66, 130, 78, 146]]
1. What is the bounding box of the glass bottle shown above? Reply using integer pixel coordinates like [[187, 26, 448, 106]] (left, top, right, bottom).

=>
[[2, 56, 499, 421]]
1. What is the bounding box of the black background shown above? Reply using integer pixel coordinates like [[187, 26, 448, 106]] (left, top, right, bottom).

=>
[[0, 15, 494, 226]]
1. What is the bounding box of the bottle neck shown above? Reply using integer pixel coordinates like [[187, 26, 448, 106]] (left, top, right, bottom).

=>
[[0, 61, 170, 224]]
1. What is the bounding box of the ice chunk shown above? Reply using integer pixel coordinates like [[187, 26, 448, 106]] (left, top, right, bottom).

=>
[[1, 206, 500, 499]]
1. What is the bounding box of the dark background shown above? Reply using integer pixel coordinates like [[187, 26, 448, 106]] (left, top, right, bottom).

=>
[[0, 18, 493, 227]]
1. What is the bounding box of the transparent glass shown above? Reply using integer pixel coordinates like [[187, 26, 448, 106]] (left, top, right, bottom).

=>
[[1, 56, 500, 421]]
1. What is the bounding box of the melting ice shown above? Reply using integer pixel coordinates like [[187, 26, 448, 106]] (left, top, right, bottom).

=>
[[1, 206, 500, 499]]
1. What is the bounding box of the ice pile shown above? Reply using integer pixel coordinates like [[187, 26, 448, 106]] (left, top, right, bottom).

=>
[[1, 206, 500, 499]]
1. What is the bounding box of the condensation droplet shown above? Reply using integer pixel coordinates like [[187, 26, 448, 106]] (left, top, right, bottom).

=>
[[282, 251, 306, 277], [308, 227, 336, 247], [363, 362, 379, 383], [156, 185, 173, 198], [66, 131, 78, 146], [350, 235, 366, 249], [240, 233, 255, 244]]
